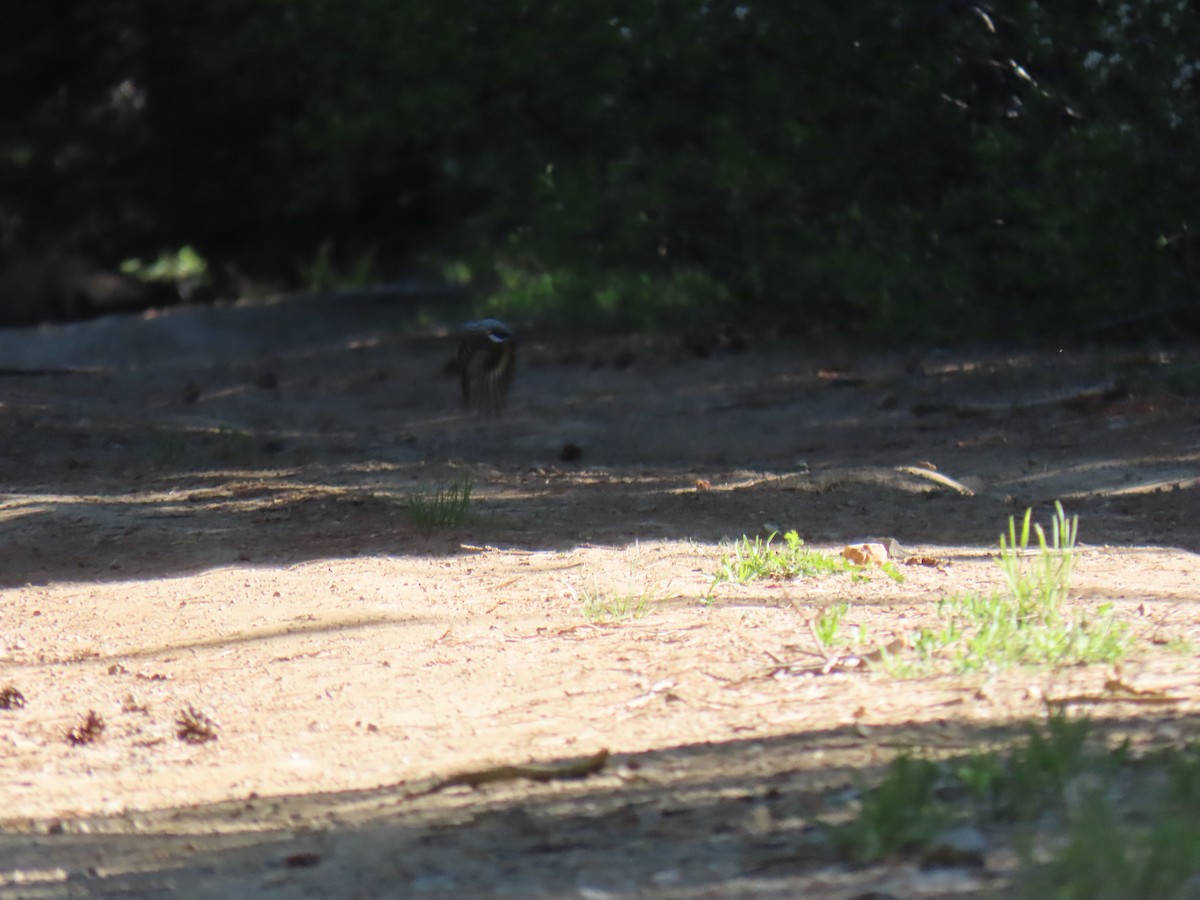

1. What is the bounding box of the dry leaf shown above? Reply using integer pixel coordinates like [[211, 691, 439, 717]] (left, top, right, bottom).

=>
[[904, 555, 949, 570]]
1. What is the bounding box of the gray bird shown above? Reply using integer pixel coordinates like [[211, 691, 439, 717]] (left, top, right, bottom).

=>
[[457, 318, 516, 416]]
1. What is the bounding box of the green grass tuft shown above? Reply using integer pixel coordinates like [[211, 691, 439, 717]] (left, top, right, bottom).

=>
[[831, 712, 1200, 895], [710, 530, 904, 592], [831, 755, 946, 862], [407, 476, 472, 530], [997, 502, 1078, 619], [814, 602, 851, 647], [577, 587, 655, 624], [887, 503, 1130, 676]]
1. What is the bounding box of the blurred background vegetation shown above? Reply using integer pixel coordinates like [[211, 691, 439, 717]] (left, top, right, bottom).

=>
[[2, 1, 1198, 339]]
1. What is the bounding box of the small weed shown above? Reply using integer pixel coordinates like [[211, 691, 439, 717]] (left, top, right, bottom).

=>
[[955, 750, 1008, 809], [814, 602, 850, 647], [828, 714, 1200, 895], [711, 530, 903, 590], [997, 502, 1077, 619], [831, 755, 946, 862], [578, 587, 654, 624], [407, 476, 472, 530], [886, 504, 1130, 676]]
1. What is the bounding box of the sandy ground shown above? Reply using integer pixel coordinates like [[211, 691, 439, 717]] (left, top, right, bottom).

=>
[[0, 293, 1198, 897]]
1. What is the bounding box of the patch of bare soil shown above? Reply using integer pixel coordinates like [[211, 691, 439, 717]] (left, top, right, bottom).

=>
[[1, 295, 1198, 897]]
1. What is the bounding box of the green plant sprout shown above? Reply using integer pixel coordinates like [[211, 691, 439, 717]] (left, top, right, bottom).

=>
[[407, 476, 472, 529]]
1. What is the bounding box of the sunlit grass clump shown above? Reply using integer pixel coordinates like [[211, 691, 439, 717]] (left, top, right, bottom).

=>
[[889, 503, 1130, 676], [711, 529, 903, 590], [576, 587, 655, 624]]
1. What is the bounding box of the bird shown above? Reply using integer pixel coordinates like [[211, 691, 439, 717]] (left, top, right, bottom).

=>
[[457, 318, 516, 416]]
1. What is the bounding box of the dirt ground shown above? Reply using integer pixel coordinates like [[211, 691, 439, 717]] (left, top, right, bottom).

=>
[[1, 293, 1198, 898]]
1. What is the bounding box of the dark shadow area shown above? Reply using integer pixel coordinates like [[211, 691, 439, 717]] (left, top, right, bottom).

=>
[[1, 300, 1197, 586], [0, 468, 1195, 589], [4, 712, 1197, 898]]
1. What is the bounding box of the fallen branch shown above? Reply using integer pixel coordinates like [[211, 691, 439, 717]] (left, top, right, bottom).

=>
[[407, 748, 610, 799]]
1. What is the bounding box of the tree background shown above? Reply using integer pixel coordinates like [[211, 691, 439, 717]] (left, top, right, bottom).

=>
[[3, 1, 1198, 338]]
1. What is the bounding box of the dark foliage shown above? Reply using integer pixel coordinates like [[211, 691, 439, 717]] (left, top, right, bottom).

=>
[[3, 1, 1197, 337]]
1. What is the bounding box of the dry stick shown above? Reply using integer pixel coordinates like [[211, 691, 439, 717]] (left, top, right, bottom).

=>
[[406, 748, 610, 800], [896, 465, 975, 496]]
